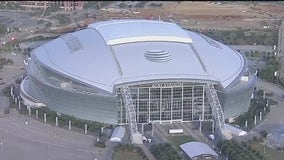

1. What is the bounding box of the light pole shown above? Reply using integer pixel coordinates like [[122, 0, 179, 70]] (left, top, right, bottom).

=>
[[211, 119, 215, 134], [199, 115, 202, 134], [263, 144, 266, 154], [151, 123, 154, 137]]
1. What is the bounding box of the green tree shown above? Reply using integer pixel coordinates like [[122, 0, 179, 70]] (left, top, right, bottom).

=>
[[45, 22, 52, 28], [259, 130, 268, 139], [0, 23, 7, 35], [118, 2, 127, 8]]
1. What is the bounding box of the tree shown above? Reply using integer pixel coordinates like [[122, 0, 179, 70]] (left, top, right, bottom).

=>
[[118, 2, 127, 8], [37, 19, 45, 24], [83, 1, 98, 9], [45, 22, 52, 28], [260, 130, 268, 139], [44, 5, 60, 16], [151, 143, 181, 160], [0, 23, 7, 35]]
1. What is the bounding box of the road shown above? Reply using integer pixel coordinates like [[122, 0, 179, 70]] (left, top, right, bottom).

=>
[[0, 109, 103, 160], [253, 79, 284, 134], [0, 50, 105, 160], [278, 20, 284, 77]]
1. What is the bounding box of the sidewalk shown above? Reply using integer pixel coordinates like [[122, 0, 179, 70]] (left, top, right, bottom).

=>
[[138, 144, 156, 160]]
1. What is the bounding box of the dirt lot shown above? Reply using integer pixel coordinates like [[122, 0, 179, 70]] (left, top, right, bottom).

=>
[[152, 2, 283, 30], [102, 1, 284, 30], [49, 2, 284, 34]]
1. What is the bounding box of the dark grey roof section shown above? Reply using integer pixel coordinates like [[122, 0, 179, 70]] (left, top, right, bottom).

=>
[[60, 33, 83, 53], [189, 44, 207, 73]]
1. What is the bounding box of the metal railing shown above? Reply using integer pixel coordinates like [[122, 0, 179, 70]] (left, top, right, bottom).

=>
[[205, 83, 225, 129]]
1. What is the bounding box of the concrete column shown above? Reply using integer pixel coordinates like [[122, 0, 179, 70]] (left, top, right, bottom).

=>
[[211, 120, 214, 133], [152, 123, 154, 137], [199, 116, 202, 133], [263, 90, 265, 99], [68, 120, 71, 130], [141, 123, 144, 135], [254, 115, 257, 125], [245, 120, 248, 128], [35, 110, 38, 119], [44, 113, 46, 123], [55, 117, 58, 127], [84, 124, 87, 134], [170, 87, 173, 123], [101, 127, 104, 134], [10, 86, 13, 96], [260, 112, 262, 121], [18, 100, 21, 110]]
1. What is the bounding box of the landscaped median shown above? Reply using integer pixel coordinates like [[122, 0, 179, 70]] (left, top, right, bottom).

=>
[[217, 139, 267, 160], [112, 143, 148, 160], [168, 135, 196, 150]]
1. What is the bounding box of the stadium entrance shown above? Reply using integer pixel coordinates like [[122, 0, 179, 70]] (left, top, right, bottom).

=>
[[116, 81, 214, 124]]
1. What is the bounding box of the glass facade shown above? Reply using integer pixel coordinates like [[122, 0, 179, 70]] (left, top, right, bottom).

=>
[[116, 82, 213, 124], [22, 58, 255, 125], [218, 76, 257, 119], [24, 58, 117, 124]]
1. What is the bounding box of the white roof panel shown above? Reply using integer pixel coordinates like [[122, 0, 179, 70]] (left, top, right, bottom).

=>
[[180, 142, 218, 158], [110, 126, 126, 142], [88, 19, 192, 45], [33, 20, 245, 93]]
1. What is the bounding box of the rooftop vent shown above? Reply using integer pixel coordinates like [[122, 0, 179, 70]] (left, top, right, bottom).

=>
[[145, 50, 172, 63], [61, 34, 83, 53]]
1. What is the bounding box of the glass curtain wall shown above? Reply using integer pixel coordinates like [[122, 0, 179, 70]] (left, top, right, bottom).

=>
[[117, 82, 213, 124]]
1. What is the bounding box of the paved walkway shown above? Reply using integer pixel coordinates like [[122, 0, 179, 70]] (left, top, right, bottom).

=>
[[0, 51, 26, 115], [138, 144, 156, 160]]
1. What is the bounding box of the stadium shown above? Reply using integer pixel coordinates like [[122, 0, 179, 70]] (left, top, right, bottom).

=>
[[20, 20, 256, 136]]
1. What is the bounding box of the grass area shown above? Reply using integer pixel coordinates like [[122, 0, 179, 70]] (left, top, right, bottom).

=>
[[168, 135, 196, 149], [112, 151, 142, 160], [250, 142, 284, 160]]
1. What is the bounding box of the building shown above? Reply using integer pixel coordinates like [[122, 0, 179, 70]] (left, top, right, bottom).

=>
[[110, 126, 126, 142], [180, 142, 219, 160], [20, 1, 85, 11], [20, 19, 256, 127], [266, 132, 284, 149]]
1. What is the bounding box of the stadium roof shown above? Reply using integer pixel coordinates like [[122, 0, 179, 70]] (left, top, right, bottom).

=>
[[180, 142, 218, 158], [33, 19, 245, 93]]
